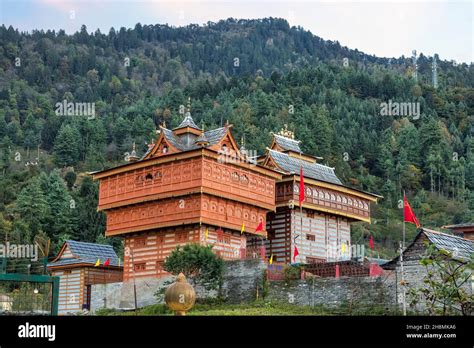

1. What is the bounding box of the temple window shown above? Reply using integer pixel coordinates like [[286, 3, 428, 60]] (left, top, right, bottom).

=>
[[162, 146, 168, 153], [134, 263, 146, 271], [134, 238, 146, 247]]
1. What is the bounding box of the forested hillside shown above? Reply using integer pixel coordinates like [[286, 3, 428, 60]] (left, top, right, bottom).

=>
[[0, 18, 473, 258]]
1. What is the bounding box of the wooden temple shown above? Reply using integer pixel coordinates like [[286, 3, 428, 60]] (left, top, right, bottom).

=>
[[251, 126, 381, 264], [47, 240, 122, 315], [93, 104, 380, 280], [93, 104, 281, 280]]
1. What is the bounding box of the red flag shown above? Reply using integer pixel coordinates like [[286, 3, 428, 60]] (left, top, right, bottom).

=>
[[293, 245, 299, 262], [299, 167, 305, 207], [404, 195, 421, 228], [255, 221, 264, 233], [369, 235, 374, 250], [103, 258, 110, 266]]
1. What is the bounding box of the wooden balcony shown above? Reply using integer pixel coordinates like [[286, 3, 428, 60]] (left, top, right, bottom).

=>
[[104, 194, 268, 237], [275, 182, 371, 222], [97, 156, 276, 211]]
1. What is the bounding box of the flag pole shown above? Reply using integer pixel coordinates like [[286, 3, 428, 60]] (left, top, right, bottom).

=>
[[299, 151, 303, 264], [401, 190, 406, 316], [403, 190, 406, 249]]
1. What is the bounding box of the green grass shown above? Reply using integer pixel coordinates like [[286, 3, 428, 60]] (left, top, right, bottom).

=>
[[95, 300, 398, 316]]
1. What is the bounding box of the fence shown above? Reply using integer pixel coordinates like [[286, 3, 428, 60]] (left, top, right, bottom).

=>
[[304, 260, 373, 277], [0, 257, 59, 316], [240, 246, 266, 260]]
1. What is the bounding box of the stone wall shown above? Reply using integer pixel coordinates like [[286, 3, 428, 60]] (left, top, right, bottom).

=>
[[388, 259, 472, 314], [220, 259, 267, 303], [90, 282, 124, 313], [90, 259, 267, 311], [267, 274, 397, 309], [88, 256, 472, 314]]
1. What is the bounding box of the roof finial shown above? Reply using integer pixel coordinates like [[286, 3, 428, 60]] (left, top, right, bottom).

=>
[[277, 124, 295, 139], [186, 97, 191, 115], [128, 141, 139, 162]]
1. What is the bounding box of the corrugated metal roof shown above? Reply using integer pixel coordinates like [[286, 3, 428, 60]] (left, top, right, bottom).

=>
[[273, 134, 302, 153], [423, 229, 473, 261], [48, 240, 120, 268], [268, 149, 342, 185]]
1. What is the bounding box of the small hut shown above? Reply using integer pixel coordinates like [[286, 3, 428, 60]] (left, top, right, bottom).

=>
[[383, 228, 473, 308], [48, 240, 123, 315]]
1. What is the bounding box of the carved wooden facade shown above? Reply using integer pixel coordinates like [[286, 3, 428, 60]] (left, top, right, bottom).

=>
[[94, 113, 380, 279], [252, 128, 380, 264], [93, 111, 281, 280]]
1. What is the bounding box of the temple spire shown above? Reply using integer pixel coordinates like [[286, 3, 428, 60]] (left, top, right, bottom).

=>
[[186, 97, 191, 116], [194, 123, 209, 147], [174, 97, 200, 131], [128, 142, 139, 162]]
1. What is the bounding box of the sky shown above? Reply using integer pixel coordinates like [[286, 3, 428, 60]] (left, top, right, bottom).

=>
[[1, 0, 472, 63]]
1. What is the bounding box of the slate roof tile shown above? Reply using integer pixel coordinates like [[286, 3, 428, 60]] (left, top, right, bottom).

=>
[[423, 228, 473, 261], [268, 149, 342, 185], [48, 240, 120, 268], [273, 134, 302, 153]]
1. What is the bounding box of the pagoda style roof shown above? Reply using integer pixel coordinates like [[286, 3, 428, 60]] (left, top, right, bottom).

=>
[[48, 240, 121, 269], [173, 113, 201, 130], [268, 149, 342, 185], [273, 133, 302, 153], [141, 126, 228, 158]]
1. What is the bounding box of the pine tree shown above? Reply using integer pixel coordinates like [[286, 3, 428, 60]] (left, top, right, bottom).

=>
[[15, 178, 49, 234], [43, 170, 73, 240], [53, 123, 81, 167]]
